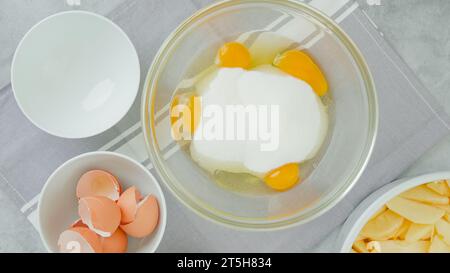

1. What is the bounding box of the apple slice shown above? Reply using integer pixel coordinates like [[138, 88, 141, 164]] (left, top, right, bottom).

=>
[[404, 223, 433, 242], [360, 209, 404, 240], [436, 204, 450, 213], [368, 240, 429, 253], [352, 240, 369, 253], [400, 185, 449, 205], [369, 205, 387, 221], [426, 181, 450, 196], [444, 213, 450, 222], [435, 219, 450, 245], [429, 235, 450, 253], [355, 234, 366, 241], [386, 196, 445, 224], [394, 220, 411, 240]]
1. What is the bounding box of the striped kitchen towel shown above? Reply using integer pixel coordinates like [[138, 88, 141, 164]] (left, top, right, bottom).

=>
[[0, 0, 448, 252]]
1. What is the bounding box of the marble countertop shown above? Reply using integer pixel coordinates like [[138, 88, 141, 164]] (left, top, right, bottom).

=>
[[1, 0, 449, 252], [360, 0, 450, 177]]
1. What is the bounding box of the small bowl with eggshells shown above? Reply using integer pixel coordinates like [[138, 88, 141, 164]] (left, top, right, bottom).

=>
[[38, 151, 167, 253], [335, 172, 450, 253]]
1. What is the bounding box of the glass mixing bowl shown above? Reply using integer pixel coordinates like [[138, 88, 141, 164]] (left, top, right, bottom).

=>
[[141, 0, 378, 229]]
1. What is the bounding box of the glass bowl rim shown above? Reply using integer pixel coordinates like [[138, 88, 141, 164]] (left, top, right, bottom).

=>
[[141, 0, 379, 230]]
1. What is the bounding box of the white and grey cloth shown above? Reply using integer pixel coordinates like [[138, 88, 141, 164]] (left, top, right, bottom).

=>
[[0, 0, 449, 252]]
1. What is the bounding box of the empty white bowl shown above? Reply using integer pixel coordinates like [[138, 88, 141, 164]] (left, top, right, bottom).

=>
[[335, 171, 450, 252], [38, 151, 167, 253], [11, 11, 140, 138]]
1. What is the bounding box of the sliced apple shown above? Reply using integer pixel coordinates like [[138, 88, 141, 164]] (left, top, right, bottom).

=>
[[444, 213, 450, 222], [436, 204, 450, 214], [429, 235, 450, 253], [368, 240, 429, 253], [404, 223, 433, 242], [435, 218, 450, 245], [394, 220, 411, 240], [360, 209, 404, 240], [386, 196, 445, 224], [400, 185, 449, 205], [352, 240, 369, 253], [369, 205, 387, 221], [366, 241, 381, 253], [426, 181, 450, 196], [355, 234, 366, 242]]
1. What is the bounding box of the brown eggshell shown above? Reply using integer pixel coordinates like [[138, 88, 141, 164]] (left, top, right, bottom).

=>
[[58, 227, 102, 253], [78, 196, 121, 237], [120, 195, 159, 238], [76, 170, 121, 201], [101, 228, 128, 253], [117, 186, 142, 224], [71, 218, 87, 228]]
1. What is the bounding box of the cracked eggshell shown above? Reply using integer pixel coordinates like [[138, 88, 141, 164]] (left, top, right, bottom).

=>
[[79, 196, 121, 237], [58, 227, 102, 253], [76, 170, 122, 201], [71, 218, 87, 228], [117, 186, 142, 224], [120, 195, 159, 238], [39, 151, 167, 253], [101, 228, 128, 253]]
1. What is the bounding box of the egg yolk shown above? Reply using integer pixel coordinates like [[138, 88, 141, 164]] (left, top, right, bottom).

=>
[[170, 93, 201, 140], [217, 42, 251, 69], [263, 163, 300, 191], [273, 50, 328, 96]]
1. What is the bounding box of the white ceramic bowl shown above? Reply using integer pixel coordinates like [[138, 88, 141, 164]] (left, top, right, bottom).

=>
[[11, 11, 140, 138], [335, 171, 450, 252], [38, 151, 166, 253]]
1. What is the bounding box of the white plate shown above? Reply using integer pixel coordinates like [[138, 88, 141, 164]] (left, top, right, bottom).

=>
[[11, 11, 140, 138], [38, 151, 167, 253], [335, 171, 450, 252]]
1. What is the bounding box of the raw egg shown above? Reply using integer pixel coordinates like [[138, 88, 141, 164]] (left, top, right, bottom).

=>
[[78, 196, 121, 237], [264, 163, 300, 191], [76, 170, 121, 201], [120, 195, 159, 238], [273, 49, 328, 96], [217, 42, 251, 69], [170, 93, 201, 140], [190, 66, 328, 177]]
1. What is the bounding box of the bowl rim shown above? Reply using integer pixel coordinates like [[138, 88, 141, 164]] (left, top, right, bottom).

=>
[[11, 10, 140, 139], [141, 0, 378, 230], [37, 151, 167, 253], [335, 171, 450, 253]]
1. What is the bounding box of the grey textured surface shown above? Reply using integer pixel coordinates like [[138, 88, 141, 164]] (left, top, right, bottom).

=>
[[1, 0, 449, 252], [356, 0, 450, 177], [358, 0, 450, 108]]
